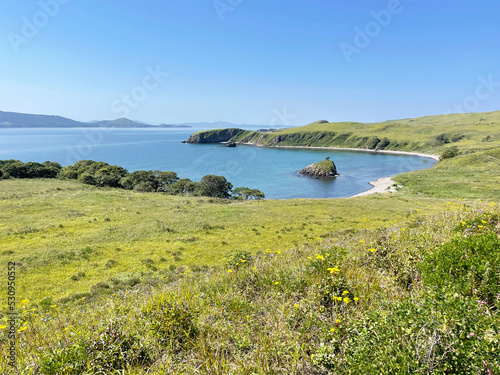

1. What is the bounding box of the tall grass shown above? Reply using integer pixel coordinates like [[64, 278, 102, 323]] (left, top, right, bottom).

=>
[[1, 201, 498, 374]]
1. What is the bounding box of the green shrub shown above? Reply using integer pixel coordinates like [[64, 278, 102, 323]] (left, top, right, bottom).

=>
[[365, 136, 381, 149], [376, 137, 390, 150], [435, 133, 450, 144], [322, 293, 500, 374], [419, 233, 500, 303], [441, 146, 460, 160]]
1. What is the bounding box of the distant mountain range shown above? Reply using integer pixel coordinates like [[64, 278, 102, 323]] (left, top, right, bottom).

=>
[[0, 111, 282, 129], [0, 111, 191, 128]]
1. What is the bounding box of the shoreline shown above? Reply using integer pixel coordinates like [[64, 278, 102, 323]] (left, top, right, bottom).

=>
[[349, 177, 400, 198], [241, 142, 440, 161], [237, 142, 439, 198]]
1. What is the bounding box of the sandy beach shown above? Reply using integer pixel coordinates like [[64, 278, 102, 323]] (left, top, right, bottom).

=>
[[349, 177, 400, 197]]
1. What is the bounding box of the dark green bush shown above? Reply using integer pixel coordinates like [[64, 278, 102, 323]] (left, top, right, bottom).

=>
[[365, 136, 381, 149], [440, 146, 460, 160], [435, 133, 450, 144]]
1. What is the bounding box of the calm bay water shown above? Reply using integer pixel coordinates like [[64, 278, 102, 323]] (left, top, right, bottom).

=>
[[0, 128, 436, 199]]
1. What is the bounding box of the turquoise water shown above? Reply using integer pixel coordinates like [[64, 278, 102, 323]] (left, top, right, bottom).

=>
[[0, 128, 436, 199]]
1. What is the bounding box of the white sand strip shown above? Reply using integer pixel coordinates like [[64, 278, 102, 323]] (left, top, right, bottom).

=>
[[350, 177, 400, 197]]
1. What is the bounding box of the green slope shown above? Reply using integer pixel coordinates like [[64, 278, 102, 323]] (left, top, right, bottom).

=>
[[196, 111, 500, 154]]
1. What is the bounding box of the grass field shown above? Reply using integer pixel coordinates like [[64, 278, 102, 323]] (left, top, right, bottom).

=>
[[1, 110, 500, 374], [0, 179, 451, 305]]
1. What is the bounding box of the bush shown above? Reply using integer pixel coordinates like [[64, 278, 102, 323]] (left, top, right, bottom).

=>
[[419, 232, 500, 303], [326, 294, 500, 374], [365, 136, 381, 149], [440, 146, 459, 160], [197, 175, 233, 198], [78, 172, 96, 185], [435, 133, 450, 144], [376, 137, 390, 150]]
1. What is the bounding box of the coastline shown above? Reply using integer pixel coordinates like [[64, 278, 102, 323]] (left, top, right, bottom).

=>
[[241, 142, 440, 161]]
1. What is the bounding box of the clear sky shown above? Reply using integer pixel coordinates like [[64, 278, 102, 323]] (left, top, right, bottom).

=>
[[0, 0, 498, 125]]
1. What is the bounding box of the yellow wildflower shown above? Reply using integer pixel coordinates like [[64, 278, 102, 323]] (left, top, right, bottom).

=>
[[274, 281, 280, 285], [369, 248, 377, 253], [342, 291, 349, 295], [227, 269, 233, 273], [17, 326, 28, 333], [316, 254, 325, 261], [343, 297, 351, 304], [327, 267, 340, 273]]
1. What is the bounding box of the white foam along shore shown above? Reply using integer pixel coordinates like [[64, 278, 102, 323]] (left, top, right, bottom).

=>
[[241, 143, 440, 197]]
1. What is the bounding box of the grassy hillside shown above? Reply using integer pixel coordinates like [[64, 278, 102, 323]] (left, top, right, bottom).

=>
[[395, 147, 500, 200], [224, 111, 500, 154], [2, 111, 500, 374], [0, 184, 498, 373]]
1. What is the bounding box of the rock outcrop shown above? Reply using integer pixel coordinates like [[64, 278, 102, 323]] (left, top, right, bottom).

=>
[[184, 128, 245, 143], [298, 158, 338, 179]]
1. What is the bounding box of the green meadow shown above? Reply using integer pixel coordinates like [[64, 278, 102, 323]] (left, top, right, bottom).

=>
[[0, 179, 448, 303], [1, 110, 500, 374]]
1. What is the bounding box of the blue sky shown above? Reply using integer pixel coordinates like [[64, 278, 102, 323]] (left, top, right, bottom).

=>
[[0, 0, 498, 125]]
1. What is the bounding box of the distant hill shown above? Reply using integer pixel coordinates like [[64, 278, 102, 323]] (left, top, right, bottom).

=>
[[0, 111, 83, 128], [0, 111, 192, 128], [90, 118, 154, 128], [0, 110, 281, 129]]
